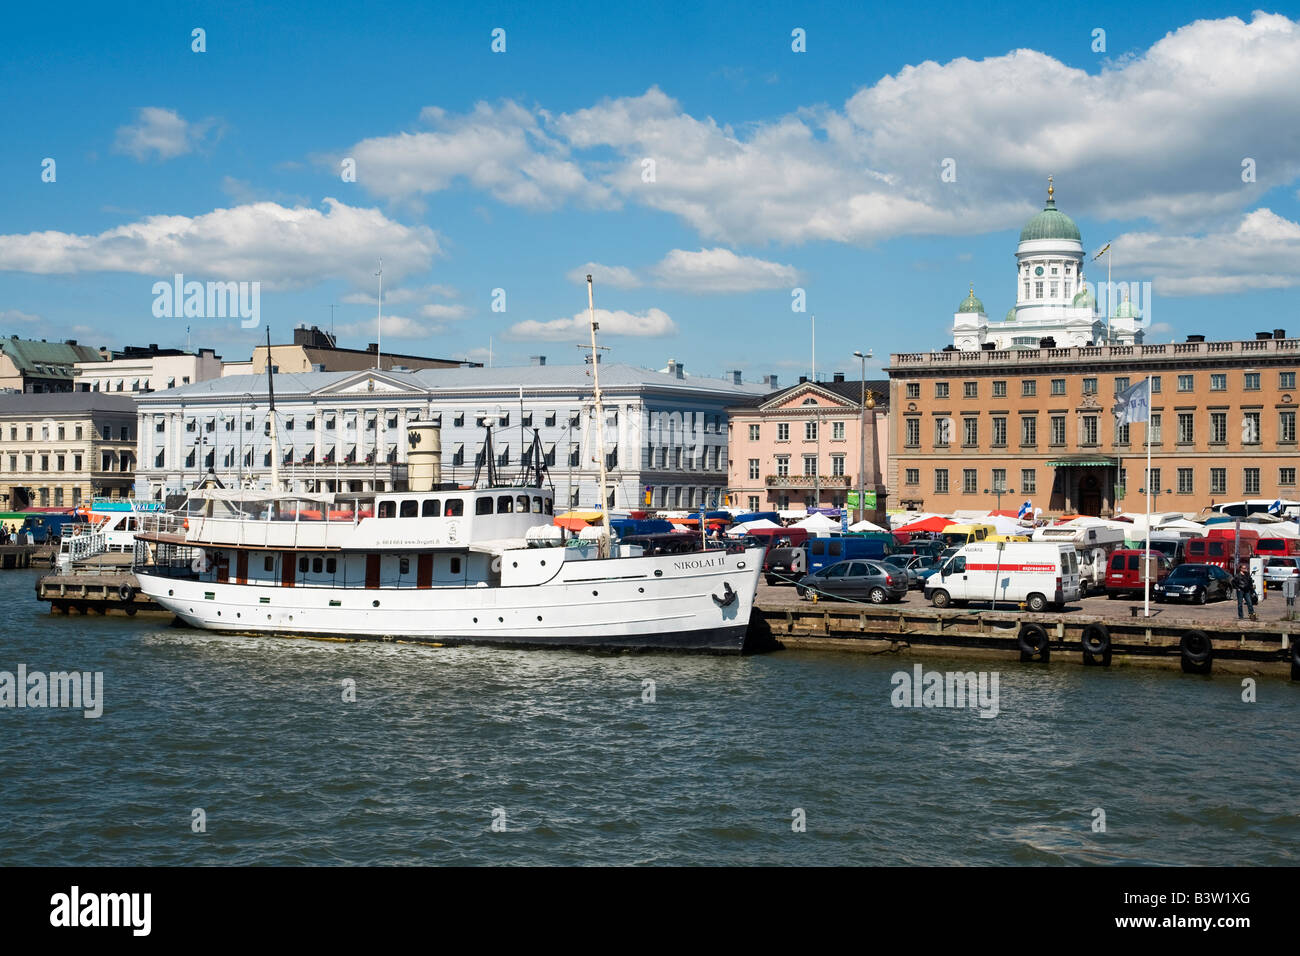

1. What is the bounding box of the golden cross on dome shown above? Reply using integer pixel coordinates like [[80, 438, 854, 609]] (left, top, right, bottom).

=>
[[969, 283, 975, 297], [1047, 175, 1054, 200]]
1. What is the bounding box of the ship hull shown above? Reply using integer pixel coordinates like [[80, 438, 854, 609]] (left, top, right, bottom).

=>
[[134, 547, 765, 654]]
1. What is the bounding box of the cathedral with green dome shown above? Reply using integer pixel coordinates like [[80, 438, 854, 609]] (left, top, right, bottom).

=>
[[951, 178, 1143, 350]]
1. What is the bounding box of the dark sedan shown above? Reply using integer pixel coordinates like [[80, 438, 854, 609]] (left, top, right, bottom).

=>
[[1152, 563, 1233, 604], [796, 559, 909, 604]]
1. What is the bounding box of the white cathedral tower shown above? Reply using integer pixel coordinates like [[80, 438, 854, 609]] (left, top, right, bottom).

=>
[[952, 178, 1143, 350]]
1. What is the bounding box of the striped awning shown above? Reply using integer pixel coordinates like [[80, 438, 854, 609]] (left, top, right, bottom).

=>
[[1048, 456, 1118, 467]]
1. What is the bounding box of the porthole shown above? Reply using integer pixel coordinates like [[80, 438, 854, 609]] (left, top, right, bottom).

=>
[[512, 561, 518, 568], [236, 613, 241, 619], [498, 616, 504, 623], [473, 617, 478, 623], [737, 561, 746, 569], [638, 587, 644, 593], [537, 616, 542, 621], [654, 570, 663, 577], [372, 600, 380, 607], [592, 590, 598, 596], [540, 560, 546, 566], [168, 589, 174, 596]]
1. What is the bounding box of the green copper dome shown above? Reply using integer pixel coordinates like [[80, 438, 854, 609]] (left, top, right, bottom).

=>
[[957, 285, 985, 314], [1004, 307, 1016, 322], [1114, 297, 1140, 319], [1072, 287, 1096, 310], [1020, 178, 1081, 243]]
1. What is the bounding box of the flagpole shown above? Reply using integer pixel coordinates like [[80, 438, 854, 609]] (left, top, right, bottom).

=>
[[1144, 377, 1152, 618]]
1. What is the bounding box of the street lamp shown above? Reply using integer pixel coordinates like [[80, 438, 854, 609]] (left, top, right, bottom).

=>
[[852, 350, 875, 523], [1138, 486, 1172, 617], [984, 484, 1016, 512]]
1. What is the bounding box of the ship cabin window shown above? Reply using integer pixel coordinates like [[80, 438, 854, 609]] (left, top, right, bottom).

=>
[[326, 558, 337, 574], [450, 557, 462, 575], [497, 495, 514, 514], [445, 498, 464, 517], [532, 496, 543, 513], [476, 497, 494, 516], [264, 556, 274, 572], [544, 498, 553, 515], [313, 558, 323, 573], [299, 557, 309, 573], [400, 500, 418, 518], [378, 501, 397, 518], [516, 495, 530, 513], [399, 558, 410, 575], [422, 499, 440, 517]]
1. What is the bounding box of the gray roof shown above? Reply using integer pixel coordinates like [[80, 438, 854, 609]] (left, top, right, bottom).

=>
[[729, 378, 891, 410], [137, 363, 770, 402], [0, 392, 137, 415]]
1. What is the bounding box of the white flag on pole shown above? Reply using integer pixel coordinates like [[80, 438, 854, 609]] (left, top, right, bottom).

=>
[[1113, 378, 1151, 425]]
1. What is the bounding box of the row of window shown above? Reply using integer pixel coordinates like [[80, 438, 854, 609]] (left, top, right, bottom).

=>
[[374, 494, 555, 519], [904, 410, 1296, 448], [908, 466, 1294, 496], [750, 455, 849, 479], [12, 486, 87, 507], [4, 453, 131, 473], [743, 421, 850, 441], [163, 407, 654, 435], [5, 424, 131, 442], [906, 371, 1295, 401], [84, 376, 190, 392], [646, 445, 725, 471]]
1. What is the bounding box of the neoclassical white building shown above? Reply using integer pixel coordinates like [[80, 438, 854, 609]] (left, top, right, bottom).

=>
[[952, 179, 1143, 350]]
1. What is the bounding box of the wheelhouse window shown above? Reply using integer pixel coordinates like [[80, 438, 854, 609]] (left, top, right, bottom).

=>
[[444, 499, 464, 517], [421, 499, 441, 517], [497, 495, 514, 513], [400, 500, 418, 518], [516, 495, 531, 513], [378, 501, 397, 518], [476, 497, 494, 515]]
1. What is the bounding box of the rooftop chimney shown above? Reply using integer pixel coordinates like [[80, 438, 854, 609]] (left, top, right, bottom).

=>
[[1275, 329, 1287, 339], [667, 359, 684, 379], [530, 355, 546, 366], [833, 371, 845, 383], [1186, 334, 1205, 343], [731, 370, 742, 385], [799, 375, 808, 384]]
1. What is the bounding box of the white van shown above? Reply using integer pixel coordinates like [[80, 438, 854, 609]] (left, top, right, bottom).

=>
[[924, 541, 1081, 611], [1031, 524, 1126, 593]]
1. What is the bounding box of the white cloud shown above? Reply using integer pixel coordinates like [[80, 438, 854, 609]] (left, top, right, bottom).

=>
[[505, 307, 677, 341], [113, 107, 218, 161], [1112, 209, 1300, 296], [420, 303, 470, 320], [0, 308, 43, 325], [343, 283, 459, 306], [337, 13, 1300, 246], [337, 314, 441, 339], [649, 248, 800, 292], [339, 100, 611, 209], [0, 198, 441, 291], [565, 262, 642, 289]]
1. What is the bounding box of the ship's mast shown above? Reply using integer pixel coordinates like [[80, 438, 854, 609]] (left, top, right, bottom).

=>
[[266, 326, 281, 494], [586, 275, 612, 556]]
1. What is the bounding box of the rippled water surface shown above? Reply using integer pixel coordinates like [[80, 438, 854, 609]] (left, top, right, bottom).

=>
[[2, 569, 1297, 865]]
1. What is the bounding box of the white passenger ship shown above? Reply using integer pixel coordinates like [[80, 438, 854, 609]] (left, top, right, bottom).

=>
[[133, 279, 765, 652]]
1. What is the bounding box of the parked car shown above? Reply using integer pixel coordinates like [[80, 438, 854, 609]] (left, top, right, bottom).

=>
[[763, 545, 807, 585], [895, 539, 945, 559], [1153, 563, 1233, 604], [1263, 556, 1300, 589], [1104, 549, 1172, 598], [796, 560, 908, 603], [882, 553, 939, 588]]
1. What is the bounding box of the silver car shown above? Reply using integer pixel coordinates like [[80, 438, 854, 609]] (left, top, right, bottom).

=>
[[882, 553, 939, 589], [1263, 556, 1300, 589], [796, 560, 910, 604]]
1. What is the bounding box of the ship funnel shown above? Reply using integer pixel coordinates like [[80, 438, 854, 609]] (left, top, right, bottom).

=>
[[406, 422, 442, 492]]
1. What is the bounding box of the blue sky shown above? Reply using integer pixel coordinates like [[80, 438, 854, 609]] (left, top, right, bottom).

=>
[[3, 1, 1299, 380]]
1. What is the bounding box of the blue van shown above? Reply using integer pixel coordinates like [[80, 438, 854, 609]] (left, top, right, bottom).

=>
[[807, 536, 895, 574]]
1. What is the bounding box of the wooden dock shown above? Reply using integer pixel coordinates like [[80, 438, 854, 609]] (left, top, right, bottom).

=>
[[753, 602, 1300, 678], [36, 570, 165, 616], [1, 544, 56, 569]]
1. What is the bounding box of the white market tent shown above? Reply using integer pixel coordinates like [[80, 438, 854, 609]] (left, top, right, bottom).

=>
[[792, 512, 841, 532], [728, 518, 782, 536], [848, 519, 887, 533]]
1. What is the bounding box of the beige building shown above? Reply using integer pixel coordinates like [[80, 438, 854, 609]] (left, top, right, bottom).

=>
[[0, 393, 137, 509], [888, 333, 1300, 516], [0, 336, 103, 393], [221, 325, 477, 376], [74, 345, 224, 394]]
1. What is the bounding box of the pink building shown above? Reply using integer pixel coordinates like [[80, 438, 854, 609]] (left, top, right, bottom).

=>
[[726, 375, 889, 521]]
